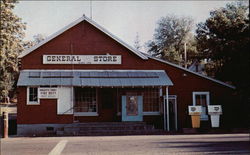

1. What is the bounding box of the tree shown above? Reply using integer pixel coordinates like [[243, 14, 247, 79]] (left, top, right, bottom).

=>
[[23, 33, 46, 49], [133, 32, 142, 50], [0, 0, 26, 102], [196, 1, 250, 127], [33, 33, 46, 44], [146, 15, 198, 66], [196, 2, 249, 86]]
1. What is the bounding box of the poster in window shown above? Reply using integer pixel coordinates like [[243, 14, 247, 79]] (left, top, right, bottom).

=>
[[126, 96, 138, 116]]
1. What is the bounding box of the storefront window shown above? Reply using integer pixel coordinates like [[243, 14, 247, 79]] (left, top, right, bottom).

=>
[[74, 88, 97, 113], [143, 88, 160, 112], [117, 88, 160, 114]]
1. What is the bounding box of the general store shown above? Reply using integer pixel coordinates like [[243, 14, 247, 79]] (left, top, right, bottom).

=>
[[17, 16, 235, 135]]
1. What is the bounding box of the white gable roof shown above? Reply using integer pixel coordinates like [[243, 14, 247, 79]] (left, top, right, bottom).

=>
[[18, 15, 148, 59]]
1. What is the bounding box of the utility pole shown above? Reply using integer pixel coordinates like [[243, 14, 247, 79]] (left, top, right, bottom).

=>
[[90, 0, 92, 19], [3, 112, 8, 138], [184, 42, 187, 69]]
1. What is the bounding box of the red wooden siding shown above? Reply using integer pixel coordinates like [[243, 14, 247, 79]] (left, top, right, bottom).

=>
[[17, 87, 73, 124]]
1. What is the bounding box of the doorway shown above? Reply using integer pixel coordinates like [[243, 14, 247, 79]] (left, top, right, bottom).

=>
[[168, 95, 178, 131], [99, 88, 116, 121], [122, 95, 143, 121], [165, 95, 178, 131]]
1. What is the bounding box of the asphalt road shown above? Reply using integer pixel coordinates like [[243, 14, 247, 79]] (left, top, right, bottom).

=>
[[1, 134, 250, 155]]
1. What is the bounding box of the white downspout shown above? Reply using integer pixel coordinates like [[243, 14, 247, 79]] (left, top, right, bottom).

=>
[[175, 97, 178, 131], [163, 94, 166, 131], [166, 86, 170, 131]]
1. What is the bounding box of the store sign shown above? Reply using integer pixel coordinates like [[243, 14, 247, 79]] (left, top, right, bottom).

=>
[[208, 105, 222, 114], [38, 88, 58, 99], [188, 106, 202, 115], [43, 55, 121, 64]]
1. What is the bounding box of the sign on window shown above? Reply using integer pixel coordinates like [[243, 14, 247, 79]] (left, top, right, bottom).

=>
[[38, 88, 58, 99]]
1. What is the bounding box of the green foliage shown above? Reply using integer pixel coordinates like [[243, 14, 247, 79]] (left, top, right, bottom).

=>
[[146, 15, 198, 66], [0, 0, 26, 101], [196, 2, 249, 87]]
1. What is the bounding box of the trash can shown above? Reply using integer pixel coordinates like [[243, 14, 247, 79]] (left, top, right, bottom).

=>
[[208, 105, 222, 128], [188, 106, 202, 128]]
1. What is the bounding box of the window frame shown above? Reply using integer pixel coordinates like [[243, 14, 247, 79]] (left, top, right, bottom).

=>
[[192, 91, 210, 121], [27, 87, 40, 105], [74, 87, 98, 116], [143, 87, 160, 114]]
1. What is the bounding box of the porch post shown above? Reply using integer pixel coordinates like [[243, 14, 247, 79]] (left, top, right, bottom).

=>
[[163, 94, 166, 131], [71, 86, 74, 122], [3, 112, 8, 138], [175, 98, 178, 130]]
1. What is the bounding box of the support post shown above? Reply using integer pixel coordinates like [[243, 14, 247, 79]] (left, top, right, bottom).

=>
[[163, 95, 166, 131], [175, 98, 178, 131], [3, 112, 8, 138]]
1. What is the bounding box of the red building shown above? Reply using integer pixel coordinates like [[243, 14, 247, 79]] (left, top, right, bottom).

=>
[[17, 15, 235, 136]]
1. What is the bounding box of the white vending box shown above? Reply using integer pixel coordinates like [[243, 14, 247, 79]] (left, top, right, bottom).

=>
[[188, 106, 202, 128], [208, 105, 222, 128]]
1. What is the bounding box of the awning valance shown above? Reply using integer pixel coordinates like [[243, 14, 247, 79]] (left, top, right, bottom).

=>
[[17, 70, 173, 87]]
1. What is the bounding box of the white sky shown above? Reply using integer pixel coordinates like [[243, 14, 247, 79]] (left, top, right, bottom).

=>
[[14, 1, 236, 52]]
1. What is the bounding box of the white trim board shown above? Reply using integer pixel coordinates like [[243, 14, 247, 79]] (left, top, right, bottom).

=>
[[74, 112, 98, 116], [192, 91, 210, 106], [20, 69, 167, 72], [143, 112, 161, 115], [18, 15, 147, 60]]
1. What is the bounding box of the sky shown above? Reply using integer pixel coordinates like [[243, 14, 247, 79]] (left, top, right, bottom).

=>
[[14, 1, 236, 52]]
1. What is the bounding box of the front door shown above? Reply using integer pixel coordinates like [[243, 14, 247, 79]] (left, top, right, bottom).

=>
[[169, 96, 178, 131], [164, 95, 178, 131], [100, 88, 116, 121], [122, 95, 143, 121]]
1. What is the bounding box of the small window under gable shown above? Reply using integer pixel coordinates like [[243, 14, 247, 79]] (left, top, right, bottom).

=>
[[27, 87, 39, 105], [192, 92, 210, 121]]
